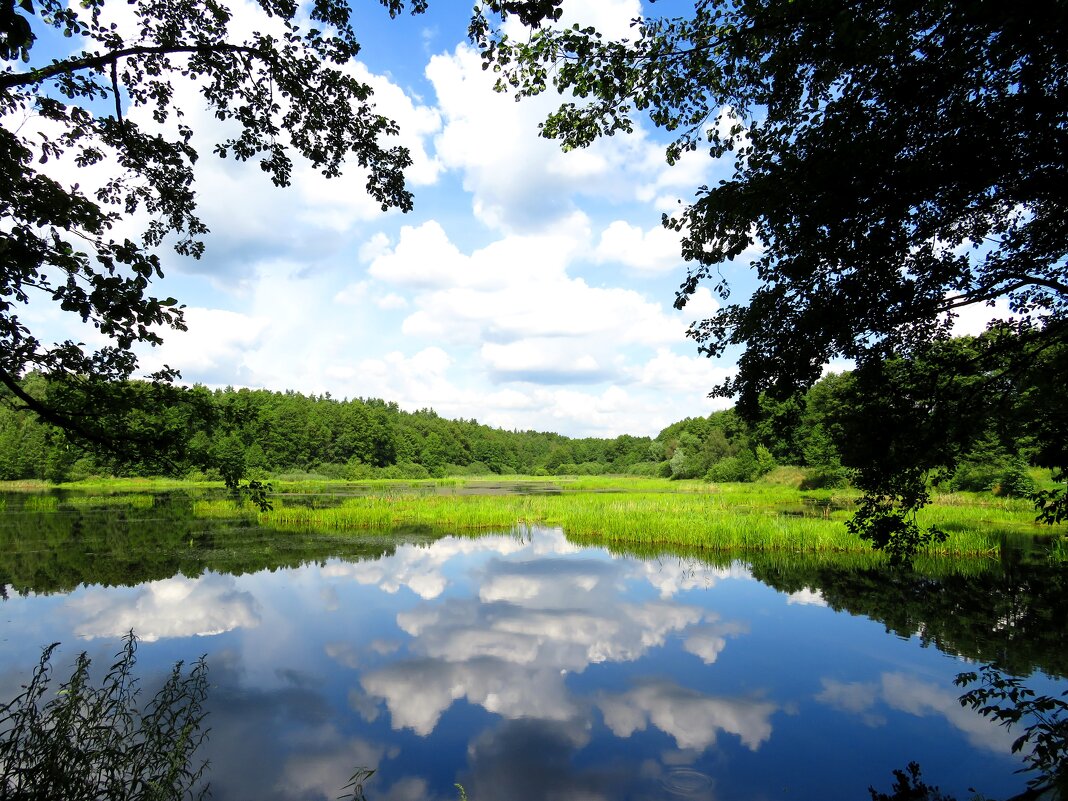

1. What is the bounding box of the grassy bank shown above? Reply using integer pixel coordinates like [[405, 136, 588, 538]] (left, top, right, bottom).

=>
[[7, 474, 1059, 559], [188, 476, 1052, 559]]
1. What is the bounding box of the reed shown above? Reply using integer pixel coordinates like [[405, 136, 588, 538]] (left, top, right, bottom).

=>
[[13, 474, 1049, 558], [59, 493, 156, 510], [22, 494, 59, 512], [192, 497, 261, 519], [58, 477, 223, 491], [249, 486, 1006, 557]]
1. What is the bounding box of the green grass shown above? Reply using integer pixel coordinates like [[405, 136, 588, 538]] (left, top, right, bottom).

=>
[[8, 474, 1060, 559], [192, 497, 262, 518], [245, 479, 1014, 558], [1050, 535, 1068, 564], [22, 494, 59, 512], [56, 476, 225, 492], [59, 493, 157, 510]]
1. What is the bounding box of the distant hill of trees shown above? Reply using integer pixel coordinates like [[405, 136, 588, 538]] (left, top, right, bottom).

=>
[[0, 335, 1050, 495], [0, 376, 660, 482]]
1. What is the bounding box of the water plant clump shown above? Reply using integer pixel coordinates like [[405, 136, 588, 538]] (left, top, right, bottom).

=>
[[0, 633, 210, 801], [246, 480, 1008, 558]]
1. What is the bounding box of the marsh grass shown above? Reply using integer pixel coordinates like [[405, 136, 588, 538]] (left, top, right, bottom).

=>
[[59, 477, 222, 491], [22, 495, 59, 513], [59, 493, 156, 511], [0, 480, 51, 492], [9, 475, 1055, 558], [248, 482, 1010, 557], [192, 498, 259, 519]]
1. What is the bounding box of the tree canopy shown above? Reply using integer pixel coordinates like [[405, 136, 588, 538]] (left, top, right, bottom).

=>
[[0, 0, 421, 467], [471, 0, 1068, 554]]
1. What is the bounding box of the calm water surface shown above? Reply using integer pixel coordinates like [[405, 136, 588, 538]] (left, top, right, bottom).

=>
[[1, 492, 1064, 800]]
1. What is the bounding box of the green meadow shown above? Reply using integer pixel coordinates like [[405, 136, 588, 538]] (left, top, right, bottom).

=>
[[5, 472, 1061, 562], [175, 473, 1063, 561]]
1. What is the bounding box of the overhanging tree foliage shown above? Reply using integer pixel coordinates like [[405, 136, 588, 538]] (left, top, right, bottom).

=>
[[1, 0, 422, 468], [471, 0, 1068, 556]]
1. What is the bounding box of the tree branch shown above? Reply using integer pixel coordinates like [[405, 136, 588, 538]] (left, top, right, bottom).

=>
[[0, 43, 264, 92], [0, 366, 183, 473], [110, 58, 122, 126], [939, 280, 1032, 312], [1007, 273, 1068, 297], [939, 273, 1068, 314], [0, 366, 103, 444]]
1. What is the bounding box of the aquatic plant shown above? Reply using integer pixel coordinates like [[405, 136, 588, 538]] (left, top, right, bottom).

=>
[[0, 633, 209, 800], [249, 484, 1006, 557], [21, 495, 58, 513], [60, 494, 156, 511]]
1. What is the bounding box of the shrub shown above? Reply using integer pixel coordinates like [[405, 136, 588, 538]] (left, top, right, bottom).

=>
[[346, 459, 374, 480], [759, 465, 806, 488], [66, 457, 102, 483], [994, 458, 1036, 498], [626, 461, 662, 477], [393, 461, 430, 479], [0, 634, 209, 801], [950, 460, 1002, 493], [755, 445, 777, 478], [706, 450, 759, 483], [312, 462, 349, 480], [800, 466, 849, 490]]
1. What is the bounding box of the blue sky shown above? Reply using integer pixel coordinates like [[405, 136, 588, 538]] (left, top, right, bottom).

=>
[[27, 0, 759, 437]]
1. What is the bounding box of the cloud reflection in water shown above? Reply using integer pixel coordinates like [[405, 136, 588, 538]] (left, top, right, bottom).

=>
[[67, 573, 260, 641], [344, 530, 755, 752]]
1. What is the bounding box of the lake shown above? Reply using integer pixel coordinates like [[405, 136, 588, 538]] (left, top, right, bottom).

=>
[[1, 490, 1065, 800]]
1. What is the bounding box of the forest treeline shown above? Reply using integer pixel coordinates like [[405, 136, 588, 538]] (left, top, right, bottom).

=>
[[0, 333, 1050, 495]]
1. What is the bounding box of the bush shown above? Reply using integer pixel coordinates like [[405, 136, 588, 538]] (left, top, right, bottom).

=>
[[994, 459, 1036, 497], [346, 458, 374, 480], [668, 446, 701, 479], [66, 456, 102, 483], [755, 445, 777, 478], [312, 462, 349, 480], [0, 634, 209, 801], [706, 450, 759, 483], [759, 465, 806, 488], [393, 461, 430, 479], [800, 466, 850, 490], [446, 461, 494, 476], [626, 461, 662, 477], [950, 460, 1002, 493]]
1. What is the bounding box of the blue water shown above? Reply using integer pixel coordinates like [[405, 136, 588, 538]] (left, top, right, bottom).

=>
[[0, 527, 1040, 800]]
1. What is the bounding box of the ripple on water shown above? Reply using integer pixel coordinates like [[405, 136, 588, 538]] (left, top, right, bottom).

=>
[[660, 767, 714, 797]]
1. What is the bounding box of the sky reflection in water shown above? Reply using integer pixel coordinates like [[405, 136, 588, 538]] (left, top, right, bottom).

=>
[[0, 528, 1034, 800]]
